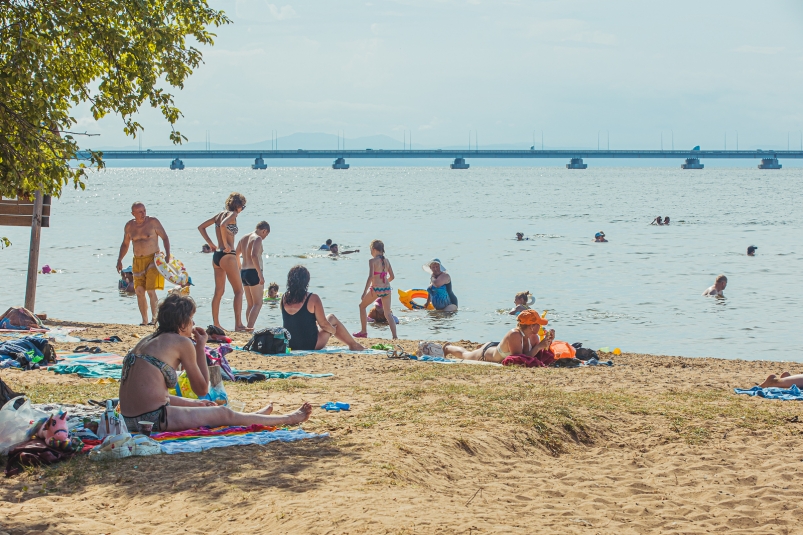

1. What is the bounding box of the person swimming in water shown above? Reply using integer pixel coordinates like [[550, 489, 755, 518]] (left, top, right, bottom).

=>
[[508, 291, 534, 315], [516, 232, 525, 241], [328, 244, 359, 256], [703, 274, 727, 297], [319, 239, 332, 251], [594, 232, 608, 242], [747, 245, 757, 256], [650, 216, 663, 226], [367, 298, 399, 324], [663, 216, 670, 225]]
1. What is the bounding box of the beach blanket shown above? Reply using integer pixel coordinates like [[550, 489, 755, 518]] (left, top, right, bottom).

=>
[[232, 369, 334, 379], [58, 352, 124, 365], [402, 355, 502, 366], [150, 424, 327, 454], [235, 345, 385, 357], [734, 384, 803, 401], [50, 363, 123, 380]]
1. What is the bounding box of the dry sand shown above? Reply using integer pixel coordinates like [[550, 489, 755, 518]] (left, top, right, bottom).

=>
[[1, 319, 802, 534]]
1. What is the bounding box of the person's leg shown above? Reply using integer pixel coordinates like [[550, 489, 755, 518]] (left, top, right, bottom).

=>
[[356, 291, 376, 336], [211, 264, 226, 329], [165, 402, 312, 432], [242, 277, 254, 329], [246, 283, 264, 330], [380, 294, 397, 339], [760, 373, 803, 388], [444, 342, 500, 362], [320, 313, 365, 351], [134, 285, 148, 325], [219, 255, 245, 331], [147, 290, 159, 323]]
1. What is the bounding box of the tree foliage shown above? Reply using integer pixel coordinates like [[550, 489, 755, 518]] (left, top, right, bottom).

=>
[[0, 0, 230, 198]]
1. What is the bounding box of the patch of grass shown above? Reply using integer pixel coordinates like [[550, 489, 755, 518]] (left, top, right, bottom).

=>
[[20, 381, 119, 405]]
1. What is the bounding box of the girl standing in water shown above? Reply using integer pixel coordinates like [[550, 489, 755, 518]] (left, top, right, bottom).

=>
[[354, 240, 397, 339], [197, 192, 247, 331]]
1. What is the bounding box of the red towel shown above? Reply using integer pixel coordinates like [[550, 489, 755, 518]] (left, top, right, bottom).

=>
[[502, 350, 555, 368]]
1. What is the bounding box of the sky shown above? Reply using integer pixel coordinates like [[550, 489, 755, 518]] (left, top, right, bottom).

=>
[[78, 0, 803, 151]]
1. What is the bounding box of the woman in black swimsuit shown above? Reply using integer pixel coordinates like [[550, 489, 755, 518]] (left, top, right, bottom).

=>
[[280, 265, 366, 351], [119, 293, 312, 432], [198, 192, 247, 331]]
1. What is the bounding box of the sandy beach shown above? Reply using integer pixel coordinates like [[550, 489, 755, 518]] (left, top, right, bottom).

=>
[[1, 319, 802, 535]]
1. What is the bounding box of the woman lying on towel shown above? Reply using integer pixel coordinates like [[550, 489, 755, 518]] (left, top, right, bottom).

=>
[[760, 372, 803, 389], [118, 294, 311, 432], [443, 310, 556, 363]]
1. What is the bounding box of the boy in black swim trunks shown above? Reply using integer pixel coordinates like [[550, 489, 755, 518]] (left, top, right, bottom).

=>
[[236, 221, 270, 331]]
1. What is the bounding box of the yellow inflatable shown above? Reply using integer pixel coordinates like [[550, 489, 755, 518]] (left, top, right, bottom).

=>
[[154, 252, 190, 287], [398, 289, 434, 310]]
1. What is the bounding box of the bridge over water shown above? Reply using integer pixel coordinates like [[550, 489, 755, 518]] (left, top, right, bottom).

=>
[[80, 149, 803, 170]]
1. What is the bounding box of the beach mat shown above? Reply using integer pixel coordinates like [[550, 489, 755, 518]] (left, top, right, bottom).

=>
[[58, 352, 124, 365], [234, 346, 385, 357], [734, 384, 803, 401], [150, 425, 327, 454], [232, 369, 334, 379], [404, 355, 502, 366], [50, 363, 122, 380]]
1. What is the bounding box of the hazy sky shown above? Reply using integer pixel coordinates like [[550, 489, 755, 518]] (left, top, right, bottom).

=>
[[81, 0, 803, 150]]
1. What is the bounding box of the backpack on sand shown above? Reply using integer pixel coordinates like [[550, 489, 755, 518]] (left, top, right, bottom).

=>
[[243, 327, 291, 355]]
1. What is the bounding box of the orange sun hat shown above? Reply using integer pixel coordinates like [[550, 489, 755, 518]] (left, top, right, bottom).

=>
[[517, 309, 548, 326]]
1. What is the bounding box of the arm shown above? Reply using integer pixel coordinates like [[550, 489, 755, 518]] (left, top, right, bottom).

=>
[[310, 294, 336, 335], [341, 249, 360, 255], [197, 216, 218, 251], [251, 238, 265, 285], [386, 261, 395, 284], [363, 260, 373, 294], [527, 329, 555, 357], [177, 328, 211, 397], [168, 395, 214, 407], [116, 223, 131, 273], [153, 218, 171, 263]]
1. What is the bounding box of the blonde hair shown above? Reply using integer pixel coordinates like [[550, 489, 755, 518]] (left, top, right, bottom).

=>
[[225, 192, 246, 211], [370, 239, 385, 254], [715, 274, 727, 283], [515, 290, 531, 303]]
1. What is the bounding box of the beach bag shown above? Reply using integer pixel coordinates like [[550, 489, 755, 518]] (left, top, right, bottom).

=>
[[550, 340, 576, 360], [0, 307, 43, 330], [0, 396, 50, 455], [243, 327, 290, 355]]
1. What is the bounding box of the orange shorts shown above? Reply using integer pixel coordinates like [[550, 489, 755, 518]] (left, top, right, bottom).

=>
[[132, 254, 164, 291]]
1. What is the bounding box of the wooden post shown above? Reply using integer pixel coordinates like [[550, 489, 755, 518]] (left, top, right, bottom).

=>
[[24, 191, 43, 312]]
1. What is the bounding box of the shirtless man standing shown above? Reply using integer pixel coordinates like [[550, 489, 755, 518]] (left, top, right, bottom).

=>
[[703, 274, 727, 298], [116, 202, 171, 325], [236, 221, 270, 331]]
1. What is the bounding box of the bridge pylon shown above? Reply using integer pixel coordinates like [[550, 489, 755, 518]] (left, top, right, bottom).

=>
[[252, 156, 267, 170], [758, 158, 781, 169], [450, 157, 469, 169], [566, 158, 587, 169], [170, 158, 185, 170], [681, 158, 704, 169], [332, 157, 349, 170]]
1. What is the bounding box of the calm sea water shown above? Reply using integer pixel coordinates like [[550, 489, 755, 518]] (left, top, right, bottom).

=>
[[1, 166, 801, 361]]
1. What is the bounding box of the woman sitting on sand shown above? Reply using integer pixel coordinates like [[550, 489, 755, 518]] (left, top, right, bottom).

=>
[[443, 310, 555, 363], [281, 265, 366, 351], [760, 372, 803, 389], [118, 294, 311, 432]]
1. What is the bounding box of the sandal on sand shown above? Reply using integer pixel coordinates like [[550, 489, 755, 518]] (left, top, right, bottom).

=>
[[74, 345, 102, 354], [352, 331, 367, 339]]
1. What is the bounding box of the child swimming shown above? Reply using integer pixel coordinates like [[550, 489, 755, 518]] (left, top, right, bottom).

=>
[[508, 291, 535, 315], [354, 240, 397, 339], [367, 298, 399, 324], [263, 282, 281, 302]]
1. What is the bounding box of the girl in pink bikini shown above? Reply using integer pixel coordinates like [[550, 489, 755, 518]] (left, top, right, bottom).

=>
[[355, 240, 397, 339]]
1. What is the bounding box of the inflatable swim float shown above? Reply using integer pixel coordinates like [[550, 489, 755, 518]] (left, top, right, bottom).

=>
[[398, 289, 434, 310], [154, 252, 190, 287]]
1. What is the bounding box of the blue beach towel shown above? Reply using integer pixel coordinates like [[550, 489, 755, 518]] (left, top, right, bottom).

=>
[[157, 428, 327, 454], [734, 384, 803, 401], [233, 369, 334, 379]]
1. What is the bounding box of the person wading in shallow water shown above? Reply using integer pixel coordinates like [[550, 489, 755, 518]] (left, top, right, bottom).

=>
[[116, 202, 171, 326]]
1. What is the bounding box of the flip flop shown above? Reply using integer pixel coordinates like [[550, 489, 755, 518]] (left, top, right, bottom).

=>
[[74, 345, 102, 354], [352, 332, 367, 339]]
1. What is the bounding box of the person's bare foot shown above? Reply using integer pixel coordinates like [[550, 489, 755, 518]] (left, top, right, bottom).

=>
[[255, 403, 273, 415], [284, 402, 313, 425], [234, 325, 249, 332], [244, 327, 255, 332], [348, 342, 366, 351], [760, 374, 780, 388], [780, 371, 792, 378]]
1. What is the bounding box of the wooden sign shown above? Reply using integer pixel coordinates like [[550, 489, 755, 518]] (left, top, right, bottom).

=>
[[0, 196, 51, 227], [0, 193, 49, 312]]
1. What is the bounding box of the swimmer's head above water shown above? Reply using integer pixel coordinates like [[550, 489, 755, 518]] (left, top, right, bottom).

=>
[[747, 245, 757, 256], [516, 232, 524, 241]]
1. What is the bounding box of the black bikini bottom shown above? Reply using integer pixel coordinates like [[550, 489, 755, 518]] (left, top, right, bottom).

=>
[[213, 251, 235, 267]]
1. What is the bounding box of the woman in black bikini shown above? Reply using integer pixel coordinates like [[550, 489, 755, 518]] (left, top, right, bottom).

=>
[[280, 265, 366, 351], [198, 192, 247, 331], [119, 293, 312, 432]]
